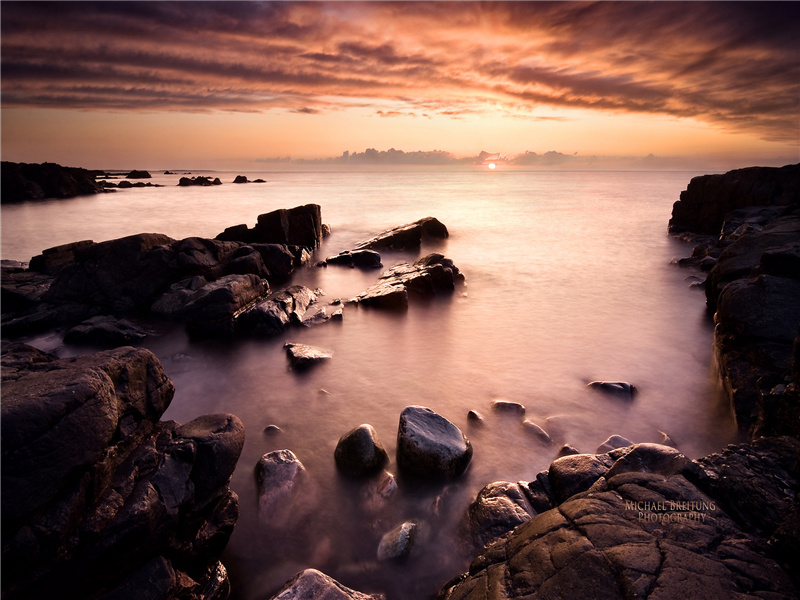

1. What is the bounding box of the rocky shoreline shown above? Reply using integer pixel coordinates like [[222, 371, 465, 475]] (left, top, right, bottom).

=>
[[2, 164, 799, 599]]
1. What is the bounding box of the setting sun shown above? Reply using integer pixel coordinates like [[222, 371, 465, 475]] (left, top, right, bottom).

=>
[[488, 163, 496, 170]]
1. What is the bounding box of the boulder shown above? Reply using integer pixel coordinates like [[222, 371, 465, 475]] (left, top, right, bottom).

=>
[[126, 170, 151, 179], [596, 434, 633, 454], [396, 406, 472, 479], [284, 343, 333, 370], [269, 569, 385, 600], [334, 424, 389, 477], [1, 345, 243, 600], [377, 521, 419, 561], [353, 217, 449, 251], [215, 205, 324, 250], [548, 453, 614, 503], [232, 175, 248, 183], [255, 449, 307, 527], [64, 315, 148, 347], [183, 273, 268, 338], [491, 399, 525, 416], [464, 482, 535, 550], [1, 161, 106, 203], [521, 420, 551, 444], [324, 249, 383, 269], [587, 381, 636, 400], [178, 176, 222, 186], [29, 239, 94, 275], [555, 443, 580, 458]]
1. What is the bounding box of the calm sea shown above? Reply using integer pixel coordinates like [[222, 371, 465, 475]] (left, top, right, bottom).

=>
[[1, 168, 740, 599]]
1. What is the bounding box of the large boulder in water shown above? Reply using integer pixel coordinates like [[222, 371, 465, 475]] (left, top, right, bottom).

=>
[[396, 406, 472, 479], [353, 217, 448, 251], [334, 424, 389, 477], [255, 449, 307, 527]]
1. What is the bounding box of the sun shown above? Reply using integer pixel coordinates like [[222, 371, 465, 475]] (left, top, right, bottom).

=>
[[488, 163, 496, 170]]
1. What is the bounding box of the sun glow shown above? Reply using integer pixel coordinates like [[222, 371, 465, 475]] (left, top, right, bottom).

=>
[[488, 163, 496, 169]]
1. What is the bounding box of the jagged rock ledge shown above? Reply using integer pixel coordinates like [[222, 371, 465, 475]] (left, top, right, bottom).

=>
[[669, 163, 800, 439], [1, 343, 244, 600], [1, 161, 109, 203]]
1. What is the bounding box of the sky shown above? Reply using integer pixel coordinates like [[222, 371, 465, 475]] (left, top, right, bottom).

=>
[[1, 1, 798, 171]]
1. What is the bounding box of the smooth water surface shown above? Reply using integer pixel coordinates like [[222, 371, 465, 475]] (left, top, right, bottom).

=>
[[1, 168, 739, 599]]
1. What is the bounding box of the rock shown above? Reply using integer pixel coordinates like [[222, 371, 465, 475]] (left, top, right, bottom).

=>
[[178, 176, 222, 186], [334, 424, 389, 477], [491, 399, 526, 416], [255, 449, 307, 527], [1, 345, 242, 600], [126, 170, 151, 179], [396, 406, 473, 480], [64, 315, 148, 347], [587, 381, 636, 400], [353, 253, 464, 309], [657, 430, 677, 447], [29, 240, 94, 275], [284, 343, 333, 370], [377, 521, 419, 561], [555, 443, 580, 458], [183, 273, 268, 339], [151, 276, 208, 316], [668, 163, 800, 235], [1, 161, 106, 203], [547, 453, 614, 503], [269, 569, 385, 600], [232, 175, 248, 183], [438, 437, 800, 600], [1, 265, 55, 314], [467, 410, 485, 425], [603, 443, 697, 480], [238, 285, 319, 337], [353, 217, 449, 251], [522, 420, 551, 444], [215, 204, 324, 250], [464, 482, 535, 550], [264, 424, 282, 435], [596, 434, 633, 454], [324, 249, 383, 269]]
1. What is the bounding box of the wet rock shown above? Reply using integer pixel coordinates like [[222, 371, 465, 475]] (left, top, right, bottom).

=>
[[465, 482, 535, 550], [183, 273, 268, 339], [324, 249, 383, 269], [151, 276, 208, 316], [521, 420, 551, 444], [353, 217, 449, 251], [548, 453, 614, 503], [284, 343, 333, 370], [555, 443, 580, 458], [396, 406, 472, 480], [64, 315, 148, 347], [360, 470, 398, 513], [1, 266, 55, 313], [334, 424, 389, 477], [239, 285, 318, 337], [353, 253, 464, 309], [467, 410, 485, 425], [255, 449, 307, 527], [604, 443, 697, 480], [126, 170, 151, 179], [216, 204, 324, 250], [491, 399, 525, 416], [1, 161, 106, 203], [587, 381, 636, 400], [270, 569, 385, 600], [596, 434, 633, 454], [29, 240, 94, 275], [377, 521, 419, 561]]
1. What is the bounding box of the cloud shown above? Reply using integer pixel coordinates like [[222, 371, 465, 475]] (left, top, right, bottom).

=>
[[1, 1, 797, 143]]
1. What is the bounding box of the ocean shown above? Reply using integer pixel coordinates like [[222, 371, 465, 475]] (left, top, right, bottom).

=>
[[0, 168, 740, 599]]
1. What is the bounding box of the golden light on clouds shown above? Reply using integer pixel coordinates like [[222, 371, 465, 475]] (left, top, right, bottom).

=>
[[1, 1, 797, 169]]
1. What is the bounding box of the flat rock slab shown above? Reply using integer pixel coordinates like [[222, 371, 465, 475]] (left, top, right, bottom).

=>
[[353, 217, 448, 251], [396, 405, 472, 480], [587, 381, 637, 400], [270, 569, 385, 600], [64, 315, 148, 347], [284, 342, 333, 370]]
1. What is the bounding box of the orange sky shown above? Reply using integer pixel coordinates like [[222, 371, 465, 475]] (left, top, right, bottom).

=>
[[1, 2, 798, 170]]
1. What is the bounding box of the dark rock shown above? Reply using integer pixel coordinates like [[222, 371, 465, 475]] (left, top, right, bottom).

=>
[[596, 434, 633, 454], [215, 204, 324, 250], [29, 240, 94, 275], [353, 253, 464, 309], [587, 381, 636, 400], [334, 424, 389, 477], [177, 176, 222, 187], [126, 170, 151, 179], [396, 406, 472, 480], [255, 449, 307, 527], [548, 453, 614, 503], [1, 161, 106, 203], [668, 163, 800, 235], [1, 266, 54, 314], [464, 482, 535, 550], [183, 273, 268, 339], [521, 420, 551, 444], [284, 342, 333, 370], [491, 399, 525, 416], [555, 443, 580, 458], [238, 285, 318, 337], [264, 425, 282, 435], [64, 315, 148, 347], [353, 217, 449, 251], [270, 569, 385, 600], [232, 175, 248, 183], [377, 521, 419, 561], [324, 249, 383, 269], [151, 276, 208, 316], [467, 410, 485, 425]]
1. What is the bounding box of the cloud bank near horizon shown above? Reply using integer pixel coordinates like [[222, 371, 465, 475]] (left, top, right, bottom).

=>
[[2, 1, 798, 147]]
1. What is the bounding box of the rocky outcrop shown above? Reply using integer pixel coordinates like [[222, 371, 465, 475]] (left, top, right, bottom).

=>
[[396, 406, 473, 480], [215, 204, 324, 250], [269, 569, 385, 600], [353, 217, 448, 251], [1, 343, 244, 600], [1, 161, 106, 203], [669, 164, 800, 439], [351, 253, 465, 309], [126, 170, 151, 179], [178, 176, 222, 187], [441, 438, 800, 600], [64, 315, 149, 347]]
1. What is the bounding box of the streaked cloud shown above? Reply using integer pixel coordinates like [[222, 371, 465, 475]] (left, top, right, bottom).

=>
[[1, 1, 797, 145]]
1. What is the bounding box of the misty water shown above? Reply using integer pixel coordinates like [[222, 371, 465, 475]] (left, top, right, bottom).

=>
[[1, 168, 740, 599]]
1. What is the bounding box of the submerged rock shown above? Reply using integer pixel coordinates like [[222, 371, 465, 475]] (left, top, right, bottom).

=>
[[521, 420, 551, 444], [255, 449, 307, 527], [396, 405, 473, 480], [587, 380, 636, 400], [270, 568, 385, 600], [596, 434, 634, 454], [377, 521, 419, 561], [284, 343, 333, 370], [491, 399, 526, 416], [334, 424, 389, 477]]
